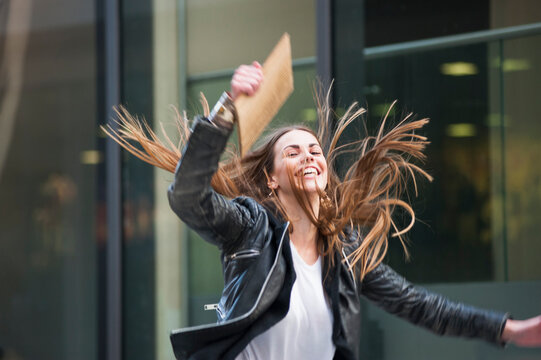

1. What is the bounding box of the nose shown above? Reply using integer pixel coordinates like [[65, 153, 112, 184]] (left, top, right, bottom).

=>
[[302, 149, 314, 163]]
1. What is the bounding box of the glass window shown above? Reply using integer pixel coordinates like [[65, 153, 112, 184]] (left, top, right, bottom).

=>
[[355, 33, 541, 360], [365, 0, 490, 46], [121, 0, 157, 354], [186, 0, 315, 75], [365, 0, 541, 47], [364, 42, 498, 283], [120, 1, 185, 359], [0, 0, 99, 359], [502, 34, 541, 281], [361, 34, 541, 284]]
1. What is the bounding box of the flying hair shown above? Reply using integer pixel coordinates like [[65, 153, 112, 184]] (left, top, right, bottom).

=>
[[101, 87, 433, 280]]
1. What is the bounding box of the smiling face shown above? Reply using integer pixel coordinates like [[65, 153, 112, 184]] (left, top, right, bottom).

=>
[[268, 129, 328, 196]]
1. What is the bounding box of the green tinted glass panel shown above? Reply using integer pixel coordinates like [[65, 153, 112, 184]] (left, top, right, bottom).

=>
[[0, 1, 98, 359], [502, 34, 541, 281], [121, 1, 156, 359], [364, 42, 498, 283], [357, 35, 541, 359]]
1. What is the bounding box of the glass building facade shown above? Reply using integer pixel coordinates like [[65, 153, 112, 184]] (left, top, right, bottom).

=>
[[0, 0, 540, 359]]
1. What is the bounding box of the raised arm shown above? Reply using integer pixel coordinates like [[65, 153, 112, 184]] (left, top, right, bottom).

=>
[[360, 263, 509, 346], [167, 116, 243, 250], [167, 62, 263, 253]]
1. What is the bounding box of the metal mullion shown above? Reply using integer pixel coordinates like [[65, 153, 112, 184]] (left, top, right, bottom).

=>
[[177, 0, 190, 329], [186, 56, 317, 84], [316, 0, 333, 91], [498, 38, 509, 282], [365, 22, 541, 60], [104, 0, 122, 358]]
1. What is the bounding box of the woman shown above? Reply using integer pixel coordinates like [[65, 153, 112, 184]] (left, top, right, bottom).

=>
[[106, 62, 541, 360]]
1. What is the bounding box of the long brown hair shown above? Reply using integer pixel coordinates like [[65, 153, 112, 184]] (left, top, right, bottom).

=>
[[102, 92, 432, 280]]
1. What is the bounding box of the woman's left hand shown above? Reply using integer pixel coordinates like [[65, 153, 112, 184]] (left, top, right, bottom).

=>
[[502, 315, 541, 346]]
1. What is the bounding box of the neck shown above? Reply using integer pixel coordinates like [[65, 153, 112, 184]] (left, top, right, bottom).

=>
[[278, 191, 320, 263]]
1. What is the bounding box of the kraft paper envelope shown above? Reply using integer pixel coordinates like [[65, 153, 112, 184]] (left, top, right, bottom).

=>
[[234, 33, 294, 156]]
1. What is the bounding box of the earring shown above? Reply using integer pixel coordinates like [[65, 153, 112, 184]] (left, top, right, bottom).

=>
[[267, 182, 276, 197]]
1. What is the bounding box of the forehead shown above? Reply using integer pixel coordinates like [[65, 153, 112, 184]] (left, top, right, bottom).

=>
[[274, 129, 320, 152]]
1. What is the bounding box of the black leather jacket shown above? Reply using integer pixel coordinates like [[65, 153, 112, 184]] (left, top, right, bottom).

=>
[[167, 117, 509, 360]]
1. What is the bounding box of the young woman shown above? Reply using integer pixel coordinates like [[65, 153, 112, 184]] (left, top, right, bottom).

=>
[[107, 62, 541, 359]]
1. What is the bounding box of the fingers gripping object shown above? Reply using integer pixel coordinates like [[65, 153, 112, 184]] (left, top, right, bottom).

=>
[[231, 62, 263, 99], [234, 33, 294, 157]]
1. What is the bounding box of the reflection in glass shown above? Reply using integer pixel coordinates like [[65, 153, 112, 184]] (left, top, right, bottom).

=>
[[503, 34, 541, 281], [0, 0, 98, 359], [356, 35, 541, 360], [364, 43, 495, 283]]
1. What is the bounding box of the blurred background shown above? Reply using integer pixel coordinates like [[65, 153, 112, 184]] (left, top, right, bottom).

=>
[[0, 0, 540, 359]]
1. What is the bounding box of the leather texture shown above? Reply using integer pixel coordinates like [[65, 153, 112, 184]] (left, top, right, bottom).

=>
[[168, 117, 509, 360]]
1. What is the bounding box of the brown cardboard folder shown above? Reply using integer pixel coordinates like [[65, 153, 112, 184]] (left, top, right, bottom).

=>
[[234, 33, 294, 156]]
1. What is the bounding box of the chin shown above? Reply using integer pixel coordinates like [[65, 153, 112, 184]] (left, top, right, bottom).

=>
[[301, 180, 325, 194]]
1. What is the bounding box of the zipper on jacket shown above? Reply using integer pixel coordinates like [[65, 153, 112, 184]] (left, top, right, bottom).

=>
[[204, 303, 218, 310], [203, 303, 224, 319], [225, 249, 261, 261], [170, 222, 290, 336]]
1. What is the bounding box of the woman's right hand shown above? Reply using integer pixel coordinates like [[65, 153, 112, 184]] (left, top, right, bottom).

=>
[[230, 61, 264, 101]]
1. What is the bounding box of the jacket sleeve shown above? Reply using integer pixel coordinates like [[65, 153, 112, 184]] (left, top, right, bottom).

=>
[[167, 116, 254, 253], [360, 263, 509, 346]]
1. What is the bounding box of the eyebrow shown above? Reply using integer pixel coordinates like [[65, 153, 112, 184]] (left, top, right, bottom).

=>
[[282, 143, 321, 151]]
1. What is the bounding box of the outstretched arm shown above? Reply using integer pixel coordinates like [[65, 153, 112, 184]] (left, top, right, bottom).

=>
[[361, 263, 509, 346]]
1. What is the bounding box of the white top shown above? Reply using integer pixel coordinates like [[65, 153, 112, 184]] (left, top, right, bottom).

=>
[[236, 242, 335, 360]]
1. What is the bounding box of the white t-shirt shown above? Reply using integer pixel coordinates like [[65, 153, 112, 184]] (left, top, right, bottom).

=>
[[236, 242, 335, 360]]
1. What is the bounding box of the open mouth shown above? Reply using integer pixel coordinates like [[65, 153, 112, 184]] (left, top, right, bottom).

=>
[[298, 167, 320, 177]]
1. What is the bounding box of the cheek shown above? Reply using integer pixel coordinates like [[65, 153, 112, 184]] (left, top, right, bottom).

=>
[[270, 161, 290, 184], [319, 160, 328, 175], [277, 157, 295, 174], [320, 162, 329, 186], [320, 173, 328, 188], [281, 163, 297, 184]]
